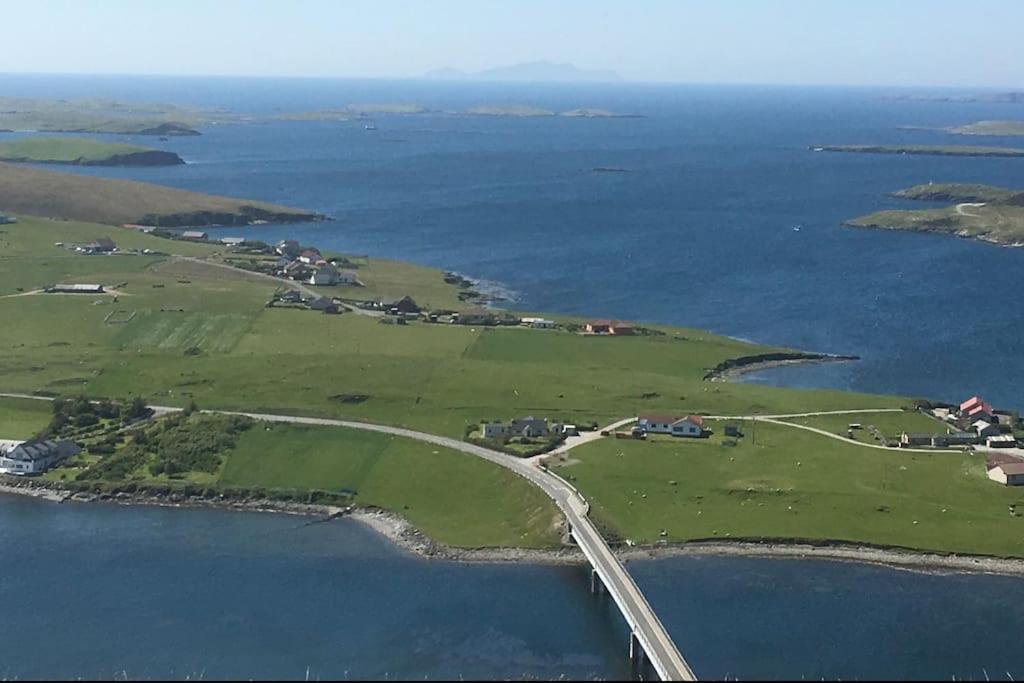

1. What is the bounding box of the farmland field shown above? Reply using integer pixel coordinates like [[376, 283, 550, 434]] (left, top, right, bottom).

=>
[[561, 420, 1024, 557]]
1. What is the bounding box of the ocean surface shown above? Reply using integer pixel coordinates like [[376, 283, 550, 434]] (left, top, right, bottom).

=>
[[3, 495, 1024, 682], [2, 74, 1022, 408], [2, 75, 1024, 679]]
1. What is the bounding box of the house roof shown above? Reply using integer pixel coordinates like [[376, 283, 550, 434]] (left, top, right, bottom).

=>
[[995, 463, 1024, 476], [973, 419, 995, 429], [968, 403, 994, 417], [960, 396, 983, 412], [95, 237, 116, 248], [639, 414, 682, 425], [7, 440, 80, 462]]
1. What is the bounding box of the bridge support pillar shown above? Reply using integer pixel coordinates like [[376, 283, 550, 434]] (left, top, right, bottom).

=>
[[590, 568, 604, 595], [629, 631, 647, 676]]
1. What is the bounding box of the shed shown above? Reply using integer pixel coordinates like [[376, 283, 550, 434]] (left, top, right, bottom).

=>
[[181, 231, 208, 241], [987, 463, 1024, 486]]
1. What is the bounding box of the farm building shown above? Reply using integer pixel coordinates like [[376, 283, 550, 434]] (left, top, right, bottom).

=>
[[299, 249, 325, 265], [987, 435, 1019, 449], [391, 296, 422, 314], [181, 230, 208, 241], [987, 463, 1024, 487], [0, 214, 17, 225], [309, 296, 340, 313], [521, 317, 557, 329], [81, 237, 117, 253], [585, 320, 634, 335], [220, 237, 246, 246], [0, 440, 81, 475], [46, 284, 105, 294], [637, 415, 705, 438]]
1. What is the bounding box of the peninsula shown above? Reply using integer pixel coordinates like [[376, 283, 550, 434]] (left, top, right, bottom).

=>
[[2, 173, 1023, 565], [0, 137, 185, 167], [0, 162, 324, 227], [848, 182, 1024, 247], [812, 144, 1024, 158], [0, 97, 215, 136], [948, 120, 1024, 137]]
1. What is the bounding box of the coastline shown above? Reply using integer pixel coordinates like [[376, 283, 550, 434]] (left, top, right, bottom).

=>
[[6, 481, 1024, 578], [704, 352, 860, 382]]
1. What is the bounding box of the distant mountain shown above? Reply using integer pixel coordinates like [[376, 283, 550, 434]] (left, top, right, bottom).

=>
[[422, 61, 621, 83]]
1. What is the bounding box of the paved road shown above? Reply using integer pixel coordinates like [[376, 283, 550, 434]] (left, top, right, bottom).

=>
[[535, 417, 638, 463], [173, 256, 380, 317]]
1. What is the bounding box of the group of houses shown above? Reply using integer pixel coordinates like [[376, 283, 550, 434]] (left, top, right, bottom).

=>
[[274, 241, 359, 288], [634, 415, 706, 438], [901, 396, 1021, 452], [274, 289, 344, 315], [0, 439, 81, 476], [480, 417, 579, 440]]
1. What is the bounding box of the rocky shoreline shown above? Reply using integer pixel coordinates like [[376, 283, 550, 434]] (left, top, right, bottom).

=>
[[704, 351, 860, 382], [6, 480, 1024, 577]]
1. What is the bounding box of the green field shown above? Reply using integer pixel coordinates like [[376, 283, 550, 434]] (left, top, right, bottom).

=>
[[561, 420, 1024, 557], [0, 397, 53, 440], [0, 137, 180, 165], [220, 422, 561, 548], [0, 96, 223, 136], [0, 162, 319, 227], [778, 410, 946, 442], [10, 212, 990, 553]]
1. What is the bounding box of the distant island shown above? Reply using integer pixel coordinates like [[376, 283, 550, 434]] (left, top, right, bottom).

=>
[[812, 144, 1024, 158], [0, 96, 224, 136], [879, 92, 1024, 104], [0, 162, 325, 228], [0, 137, 185, 167], [423, 60, 620, 83], [847, 182, 1024, 247], [947, 120, 1024, 137], [278, 104, 640, 120]]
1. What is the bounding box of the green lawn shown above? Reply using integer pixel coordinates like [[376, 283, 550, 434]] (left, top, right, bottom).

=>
[[778, 410, 947, 443], [561, 421, 1024, 557], [0, 397, 52, 439], [220, 422, 562, 548], [0, 137, 155, 163]]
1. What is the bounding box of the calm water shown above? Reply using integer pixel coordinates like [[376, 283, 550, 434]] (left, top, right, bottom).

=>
[[2, 75, 1024, 679], [2, 495, 1023, 681], [2, 75, 1022, 408]]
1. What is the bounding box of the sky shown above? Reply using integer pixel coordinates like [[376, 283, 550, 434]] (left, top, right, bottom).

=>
[[2, 0, 1022, 88]]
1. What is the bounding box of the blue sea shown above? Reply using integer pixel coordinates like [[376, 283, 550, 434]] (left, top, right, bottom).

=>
[[2, 74, 1024, 679]]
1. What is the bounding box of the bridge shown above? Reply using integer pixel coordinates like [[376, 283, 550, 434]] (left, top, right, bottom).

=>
[[0, 394, 696, 680]]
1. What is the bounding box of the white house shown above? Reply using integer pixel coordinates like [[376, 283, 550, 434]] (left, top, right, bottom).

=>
[[0, 440, 81, 475], [973, 420, 1002, 438], [637, 415, 705, 438], [988, 463, 1024, 486]]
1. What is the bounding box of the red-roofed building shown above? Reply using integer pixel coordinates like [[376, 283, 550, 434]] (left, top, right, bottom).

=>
[[960, 396, 984, 414], [585, 320, 635, 335]]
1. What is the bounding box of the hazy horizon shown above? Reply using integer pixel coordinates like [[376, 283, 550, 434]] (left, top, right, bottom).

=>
[[3, 0, 1023, 89]]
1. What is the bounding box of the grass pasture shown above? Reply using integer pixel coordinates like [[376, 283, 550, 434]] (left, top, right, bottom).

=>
[[0, 137, 156, 164], [778, 410, 947, 442], [220, 422, 563, 548], [0, 397, 52, 440], [561, 420, 1024, 557]]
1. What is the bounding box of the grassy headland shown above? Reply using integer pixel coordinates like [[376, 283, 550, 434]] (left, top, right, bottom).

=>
[[0, 96, 225, 136], [813, 144, 1024, 157], [0, 162, 323, 227], [0, 137, 184, 167], [848, 183, 1024, 247], [948, 121, 1024, 137]]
